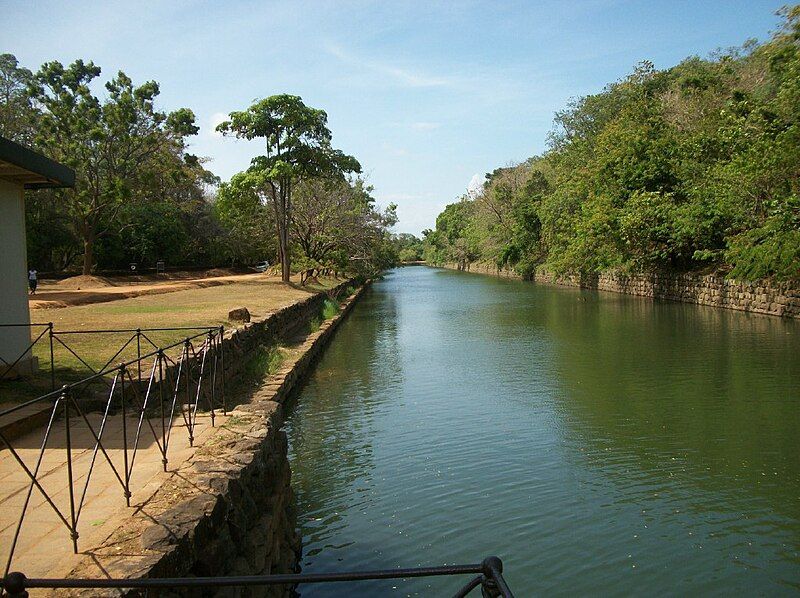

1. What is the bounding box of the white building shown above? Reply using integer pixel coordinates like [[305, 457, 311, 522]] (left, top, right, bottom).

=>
[[0, 136, 74, 375]]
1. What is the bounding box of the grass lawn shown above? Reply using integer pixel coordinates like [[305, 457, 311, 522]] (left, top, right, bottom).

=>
[[2, 275, 340, 404]]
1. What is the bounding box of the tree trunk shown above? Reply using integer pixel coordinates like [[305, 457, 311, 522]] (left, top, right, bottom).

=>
[[278, 213, 291, 282], [270, 182, 292, 283], [281, 224, 290, 282], [82, 230, 95, 275], [281, 190, 291, 283]]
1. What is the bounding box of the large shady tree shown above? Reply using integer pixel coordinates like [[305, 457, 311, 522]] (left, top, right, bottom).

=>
[[217, 94, 360, 282], [29, 60, 199, 274]]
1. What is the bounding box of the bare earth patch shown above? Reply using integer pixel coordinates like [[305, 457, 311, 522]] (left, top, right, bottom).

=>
[[55, 274, 117, 289], [30, 272, 284, 310]]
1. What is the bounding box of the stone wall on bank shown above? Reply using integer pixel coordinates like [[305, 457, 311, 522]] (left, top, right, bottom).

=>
[[450, 261, 516, 278], [447, 262, 800, 318], [63, 280, 366, 597], [114, 282, 355, 419]]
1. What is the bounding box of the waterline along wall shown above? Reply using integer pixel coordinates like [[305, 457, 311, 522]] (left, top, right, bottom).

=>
[[447, 262, 800, 318], [63, 280, 367, 597]]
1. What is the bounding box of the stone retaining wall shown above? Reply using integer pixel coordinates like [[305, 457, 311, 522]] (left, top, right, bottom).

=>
[[63, 280, 367, 596], [448, 262, 800, 318], [221, 283, 351, 374]]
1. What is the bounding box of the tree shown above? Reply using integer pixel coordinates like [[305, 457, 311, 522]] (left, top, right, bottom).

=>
[[426, 5, 800, 282], [425, 199, 479, 268], [0, 53, 37, 143], [291, 176, 356, 275], [334, 180, 398, 276], [28, 60, 199, 274], [130, 151, 221, 268], [213, 172, 276, 266], [292, 176, 397, 281], [217, 94, 360, 282], [392, 233, 425, 262], [25, 192, 79, 270]]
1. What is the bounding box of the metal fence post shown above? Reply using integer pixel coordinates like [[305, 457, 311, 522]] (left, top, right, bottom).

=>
[[480, 557, 510, 598], [158, 350, 167, 472], [185, 340, 194, 446], [62, 387, 79, 554], [2, 571, 28, 597], [120, 365, 131, 507], [48, 323, 55, 392], [219, 326, 226, 415], [206, 331, 215, 427], [136, 328, 142, 385], [210, 333, 218, 417]]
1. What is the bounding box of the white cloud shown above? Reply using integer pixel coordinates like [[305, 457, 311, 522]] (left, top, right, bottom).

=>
[[325, 44, 450, 88], [380, 142, 410, 157], [207, 112, 229, 138], [410, 122, 441, 131], [467, 173, 483, 198]]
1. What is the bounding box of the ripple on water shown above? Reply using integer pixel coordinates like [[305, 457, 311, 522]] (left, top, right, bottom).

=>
[[285, 267, 800, 597]]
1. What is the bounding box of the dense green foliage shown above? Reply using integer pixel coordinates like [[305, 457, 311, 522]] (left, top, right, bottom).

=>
[[321, 298, 341, 320], [243, 345, 284, 383], [2, 54, 220, 273], [426, 7, 800, 281], [2, 55, 397, 278], [217, 95, 362, 281], [392, 233, 425, 262], [291, 176, 398, 280]]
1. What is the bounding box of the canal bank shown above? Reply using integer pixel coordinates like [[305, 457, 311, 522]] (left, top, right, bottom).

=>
[[54, 280, 368, 596], [444, 262, 800, 318]]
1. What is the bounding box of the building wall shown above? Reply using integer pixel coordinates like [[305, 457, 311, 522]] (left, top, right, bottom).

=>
[[0, 179, 33, 365]]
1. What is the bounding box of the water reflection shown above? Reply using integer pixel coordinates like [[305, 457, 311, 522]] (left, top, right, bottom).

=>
[[284, 267, 800, 596], [285, 286, 401, 563]]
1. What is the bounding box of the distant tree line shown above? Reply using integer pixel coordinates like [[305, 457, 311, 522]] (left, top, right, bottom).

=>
[[1, 56, 397, 279], [424, 6, 800, 282], [393, 233, 425, 262]]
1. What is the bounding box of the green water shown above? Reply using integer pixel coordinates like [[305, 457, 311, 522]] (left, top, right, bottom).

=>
[[284, 266, 800, 596]]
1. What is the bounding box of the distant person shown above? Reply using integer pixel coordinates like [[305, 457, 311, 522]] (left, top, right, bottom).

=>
[[28, 269, 37, 295]]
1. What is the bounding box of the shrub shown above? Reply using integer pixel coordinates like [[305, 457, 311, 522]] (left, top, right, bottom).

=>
[[321, 298, 340, 320], [244, 345, 284, 381]]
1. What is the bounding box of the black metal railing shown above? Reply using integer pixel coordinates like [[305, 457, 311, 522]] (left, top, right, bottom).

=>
[[0, 327, 225, 575], [0, 323, 225, 391], [2, 556, 514, 597], [0, 323, 55, 391]]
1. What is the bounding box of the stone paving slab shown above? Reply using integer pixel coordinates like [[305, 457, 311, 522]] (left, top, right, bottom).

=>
[[0, 401, 59, 443], [0, 408, 226, 585]]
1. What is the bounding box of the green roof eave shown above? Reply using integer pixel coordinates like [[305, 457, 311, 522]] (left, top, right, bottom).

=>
[[0, 136, 75, 189]]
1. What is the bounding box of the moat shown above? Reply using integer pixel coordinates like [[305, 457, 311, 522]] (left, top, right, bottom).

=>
[[285, 266, 800, 596]]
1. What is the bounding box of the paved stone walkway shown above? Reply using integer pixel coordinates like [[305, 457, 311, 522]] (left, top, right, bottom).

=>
[[0, 401, 55, 440], [0, 407, 227, 582]]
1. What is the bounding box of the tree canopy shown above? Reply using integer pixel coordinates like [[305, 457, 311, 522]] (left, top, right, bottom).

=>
[[2, 58, 397, 279], [26, 59, 201, 274], [217, 95, 361, 281], [425, 6, 800, 282]]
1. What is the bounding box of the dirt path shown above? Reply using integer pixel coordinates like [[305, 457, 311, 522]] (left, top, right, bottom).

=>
[[29, 272, 269, 309]]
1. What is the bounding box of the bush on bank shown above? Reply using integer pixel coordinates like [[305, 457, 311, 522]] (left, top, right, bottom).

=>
[[424, 6, 800, 282]]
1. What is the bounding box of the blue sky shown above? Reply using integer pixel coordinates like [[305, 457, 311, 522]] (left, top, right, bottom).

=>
[[1, 0, 788, 235]]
